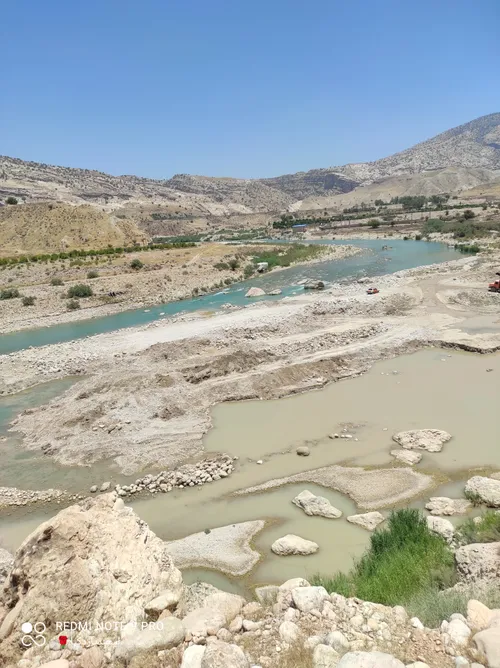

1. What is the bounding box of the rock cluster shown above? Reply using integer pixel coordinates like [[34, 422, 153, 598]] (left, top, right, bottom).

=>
[[0, 486, 66, 508], [90, 455, 235, 497]]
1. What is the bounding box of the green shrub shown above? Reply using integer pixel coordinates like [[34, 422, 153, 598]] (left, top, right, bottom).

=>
[[0, 288, 20, 300], [130, 258, 144, 270], [243, 264, 255, 278], [87, 270, 99, 279], [312, 509, 455, 609], [214, 262, 229, 271], [67, 284, 93, 298], [22, 296, 35, 306], [457, 510, 500, 544], [415, 234, 422, 241], [228, 258, 240, 270], [67, 299, 80, 310], [51, 277, 64, 286], [367, 220, 381, 229], [5, 196, 18, 205], [463, 209, 475, 220]]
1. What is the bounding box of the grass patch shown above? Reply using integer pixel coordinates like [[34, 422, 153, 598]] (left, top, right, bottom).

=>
[[457, 510, 500, 545], [251, 243, 325, 269], [312, 509, 455, 609], [464, 489, 484, 506], [406, 584, 500, 628]]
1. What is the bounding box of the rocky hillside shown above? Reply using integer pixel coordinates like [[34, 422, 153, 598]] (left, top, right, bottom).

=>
[[0, 202, 148, 254], [1, 113, 499, 218]]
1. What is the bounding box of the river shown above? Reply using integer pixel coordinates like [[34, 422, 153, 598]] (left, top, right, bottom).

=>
[[0, 239, 460, 355]]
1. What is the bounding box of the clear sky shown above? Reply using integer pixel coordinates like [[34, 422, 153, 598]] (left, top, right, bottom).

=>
[[2, 0, 499, 179]]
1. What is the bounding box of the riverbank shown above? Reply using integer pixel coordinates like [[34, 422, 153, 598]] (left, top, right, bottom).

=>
[[0, 241, 359, 334], [1, 249, 498, 471]]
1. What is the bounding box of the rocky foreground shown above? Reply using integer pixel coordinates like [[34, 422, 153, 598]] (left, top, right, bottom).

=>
[[0, 493, 499, 668]]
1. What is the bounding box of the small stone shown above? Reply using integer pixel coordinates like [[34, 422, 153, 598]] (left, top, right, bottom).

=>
[[89, 485, 98, 493], [296, 446, 310, 457]]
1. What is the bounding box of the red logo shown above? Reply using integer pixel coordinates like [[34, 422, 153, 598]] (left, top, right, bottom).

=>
[[59, 635, 68, 647]]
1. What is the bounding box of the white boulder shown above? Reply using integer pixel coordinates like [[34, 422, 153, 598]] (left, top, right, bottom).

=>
[[114, 617, 185, 659], [455, 542, 500, 582], [181, 645, 206, 668], [347, 512, 385, 531], [245, 287, 266, 298], [426, 516, 454, 543], [200, 640, 249, 668], [390, 449, 422, 465], [337, 651, 405, 667], [292, 490, 342, 519], [291, 586, 329, 613], [425, 497, 471, 516], [465, 476, 500, 507], [473, 626, 500, 668], [392, 429, 452, 452], [271, 534, 319, 556], [279, 620, 301, 644], [447, 618, 472, 646], [313, 643, 339, 667]]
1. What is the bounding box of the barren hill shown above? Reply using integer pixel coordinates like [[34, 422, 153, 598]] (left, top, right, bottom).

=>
[[0, 202, 149, 254], [1, 112, 499, 224]]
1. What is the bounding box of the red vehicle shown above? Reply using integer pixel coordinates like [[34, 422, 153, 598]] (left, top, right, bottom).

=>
[[489, 280, 500, 293], [367, 287, 379, 295]]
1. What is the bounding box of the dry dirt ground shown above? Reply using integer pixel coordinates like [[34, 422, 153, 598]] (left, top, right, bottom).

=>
[[2, 250, 499, 480]]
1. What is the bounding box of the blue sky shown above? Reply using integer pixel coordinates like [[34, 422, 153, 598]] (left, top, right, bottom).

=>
[[2, 0, 499, 178]]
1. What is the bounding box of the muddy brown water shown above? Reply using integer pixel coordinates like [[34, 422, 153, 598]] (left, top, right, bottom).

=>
[[1, 348, 499, 590]]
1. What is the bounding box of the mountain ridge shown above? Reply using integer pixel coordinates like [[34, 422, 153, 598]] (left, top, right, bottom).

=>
[[1, 112, 499, 216]]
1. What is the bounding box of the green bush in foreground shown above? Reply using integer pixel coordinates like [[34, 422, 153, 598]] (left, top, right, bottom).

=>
[[312, 509, 455, 613], [51, 277, 64, 286], [130, 258, 144, 270], [87, 270, 99, 279], [22, 296, 35, 306], [0, 288, 20, 300], [67, 284, 93, 298]]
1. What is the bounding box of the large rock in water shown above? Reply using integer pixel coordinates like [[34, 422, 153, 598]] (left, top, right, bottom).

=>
[[465, 476, 500, 507], [392, 429, 452, 452], [347, 512, 385, 531], [245, 287, 266, 297], [425, 496, 471, 515], [303, 279, 325, 290], [292, 490, 342, 518], [271, 534, 319, 556], [0, 493, 184, 650]]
